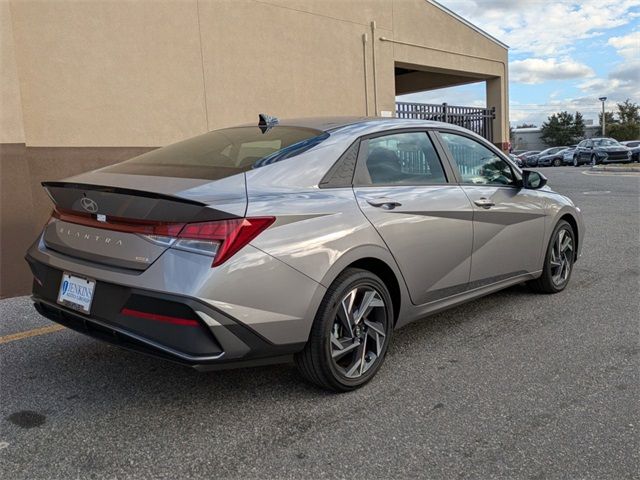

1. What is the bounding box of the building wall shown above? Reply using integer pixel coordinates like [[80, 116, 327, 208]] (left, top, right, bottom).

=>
[[513, 126, 602, 151], [0, 0, 508, 297]]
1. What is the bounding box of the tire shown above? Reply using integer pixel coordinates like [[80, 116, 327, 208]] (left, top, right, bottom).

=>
[[591, 154, 597, 166], [295, 268, 394, 392], [573, 156, 579, 167], [528, 220, 575, 294], [553, 158, 562, 167]]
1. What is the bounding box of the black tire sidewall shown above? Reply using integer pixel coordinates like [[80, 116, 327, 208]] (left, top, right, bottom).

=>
[[541, 220, 575, 292], [319, 270, 393, 390]]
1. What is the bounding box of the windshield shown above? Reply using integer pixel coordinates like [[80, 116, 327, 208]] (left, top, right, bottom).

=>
[[593, 138, 621, 147], [104, 126, 328, 179]]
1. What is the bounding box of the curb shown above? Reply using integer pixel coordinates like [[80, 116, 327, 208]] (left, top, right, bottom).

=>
[[590, 165, 640, 173]]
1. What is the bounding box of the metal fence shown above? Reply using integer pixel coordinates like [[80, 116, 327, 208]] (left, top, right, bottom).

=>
[[396, 102, 496, 142]]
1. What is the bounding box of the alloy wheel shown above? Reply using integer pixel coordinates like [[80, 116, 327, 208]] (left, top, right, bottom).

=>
[[330, 286, 388, 379], [550, 228, 573, 287]]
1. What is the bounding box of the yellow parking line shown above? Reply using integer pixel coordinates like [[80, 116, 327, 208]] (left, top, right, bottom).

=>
[[0, 324, 66, 345]]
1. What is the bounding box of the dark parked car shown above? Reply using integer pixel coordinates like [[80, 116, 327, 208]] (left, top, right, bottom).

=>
[[508, 153, 524, 167], [518, 150, 541, 167], [621, 141, 640, 162], [537, 146, 569, 167], [573, 138, 632, 166], [562, 145, 578, 164]]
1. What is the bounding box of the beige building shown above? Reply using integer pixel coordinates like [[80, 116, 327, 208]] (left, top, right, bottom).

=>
[[0, 0, 509, 297]]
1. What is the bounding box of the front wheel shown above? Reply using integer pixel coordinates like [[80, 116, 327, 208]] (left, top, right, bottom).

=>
[[591, 154, 597, 166], [528, 220, 575, 294], [295, 268, 394, 392], [573, 156, 579, 167]]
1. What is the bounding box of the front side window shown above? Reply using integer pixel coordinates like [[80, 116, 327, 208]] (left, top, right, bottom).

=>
[[103, 126, 328, 180], [439, 132, 515, 186], [362, 132, 447, 185]]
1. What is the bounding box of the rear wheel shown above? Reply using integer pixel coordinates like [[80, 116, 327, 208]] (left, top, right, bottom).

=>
[[573, 156, 579, 167], [553, 158, 562, 167], [295, 268, 393, 392], [528, 220, 575, 294], [591, 154, 597, 166]]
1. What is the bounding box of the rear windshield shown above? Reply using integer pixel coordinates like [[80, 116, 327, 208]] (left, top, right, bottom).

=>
[[104, 126, 328, 180]]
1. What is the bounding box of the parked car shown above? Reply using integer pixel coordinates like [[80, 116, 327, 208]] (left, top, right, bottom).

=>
[[620, 140, 640, 162], [573, 137, 632, 166], [26, 116, 584, 392], [508, 153, 524, 167], [537, 146, 569, 167], [518, 150, 541, 167], [562, 145, 578, 165]]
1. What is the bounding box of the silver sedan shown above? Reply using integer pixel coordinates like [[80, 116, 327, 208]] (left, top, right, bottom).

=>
[[26, 117, 584, 391]]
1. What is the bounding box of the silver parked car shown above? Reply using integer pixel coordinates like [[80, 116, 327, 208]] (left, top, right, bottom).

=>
[[26, 117, 584, 391]]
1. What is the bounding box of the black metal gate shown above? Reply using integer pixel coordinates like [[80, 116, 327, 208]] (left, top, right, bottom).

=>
[[396, 102, 495, 142]]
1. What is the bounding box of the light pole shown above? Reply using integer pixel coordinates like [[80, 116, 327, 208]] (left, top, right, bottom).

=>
[[599, 96, 607, 136]]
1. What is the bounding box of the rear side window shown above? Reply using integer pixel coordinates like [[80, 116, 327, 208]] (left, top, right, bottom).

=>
[[361, 132, 447, 185], [104, 126, 328, 180]]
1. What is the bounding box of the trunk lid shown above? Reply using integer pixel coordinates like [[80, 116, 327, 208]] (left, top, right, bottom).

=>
[[41, 172, 247, 270]]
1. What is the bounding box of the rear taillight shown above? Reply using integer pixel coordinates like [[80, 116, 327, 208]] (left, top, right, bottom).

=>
[[50, 208, 274, 267], [175, 217, 275, 266]]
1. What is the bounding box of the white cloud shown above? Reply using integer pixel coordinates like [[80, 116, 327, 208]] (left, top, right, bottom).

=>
[[579, 61, 640, 101], [608, 31, 640, 60], [439, 0, 640, 56], [510, 58, 594, 84]]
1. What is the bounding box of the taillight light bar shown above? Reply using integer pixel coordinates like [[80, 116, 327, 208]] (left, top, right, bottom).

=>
[[50, 208, 275, 267], [52, 208, 185, 236]]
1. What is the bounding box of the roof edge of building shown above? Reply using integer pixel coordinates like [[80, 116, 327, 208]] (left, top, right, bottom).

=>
[[425, 0, 509, 50]]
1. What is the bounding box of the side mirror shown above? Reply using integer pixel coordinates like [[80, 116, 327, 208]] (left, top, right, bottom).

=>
[[522, 169, 547, 190]]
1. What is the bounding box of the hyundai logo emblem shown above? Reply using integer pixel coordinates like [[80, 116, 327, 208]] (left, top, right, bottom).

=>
[[80, 197, 99, 213]]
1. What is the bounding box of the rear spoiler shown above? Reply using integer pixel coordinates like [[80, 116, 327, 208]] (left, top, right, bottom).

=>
[[42, 181, 207, 207], [42, 182, 239, 223]]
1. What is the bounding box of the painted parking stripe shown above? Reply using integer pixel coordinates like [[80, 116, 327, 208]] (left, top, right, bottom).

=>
[[0, 324, 66, 345]]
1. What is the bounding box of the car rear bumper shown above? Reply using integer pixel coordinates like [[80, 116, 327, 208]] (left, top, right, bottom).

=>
[[27, 256, 304, 370]]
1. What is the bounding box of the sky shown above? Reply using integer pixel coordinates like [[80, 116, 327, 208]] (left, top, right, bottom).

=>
[[397, 0, 640, 127]]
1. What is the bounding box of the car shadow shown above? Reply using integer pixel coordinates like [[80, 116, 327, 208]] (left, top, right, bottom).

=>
[[3, 282, 536, 417]]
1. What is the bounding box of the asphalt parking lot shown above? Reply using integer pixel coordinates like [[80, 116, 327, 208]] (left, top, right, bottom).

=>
[[1, 167, 638, 479]]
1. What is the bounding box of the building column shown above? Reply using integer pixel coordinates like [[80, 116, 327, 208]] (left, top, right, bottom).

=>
[[486, 76, 509, 152]]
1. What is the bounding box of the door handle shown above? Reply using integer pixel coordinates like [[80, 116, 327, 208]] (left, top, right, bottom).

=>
[[366, 198, 402, 210], [473, 198, 495, 209]]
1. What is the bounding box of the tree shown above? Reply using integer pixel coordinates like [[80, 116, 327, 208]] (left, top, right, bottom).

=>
[[598, 111, 617, 129], [516, 123, 536, 128], [607, 100, 640, 141], [572, 111, 586, 141], [540, 111, 584, 146]]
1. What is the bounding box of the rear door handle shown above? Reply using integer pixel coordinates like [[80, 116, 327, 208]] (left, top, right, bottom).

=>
[[366, 198, 402, 210], [473, 198, 495, 209]]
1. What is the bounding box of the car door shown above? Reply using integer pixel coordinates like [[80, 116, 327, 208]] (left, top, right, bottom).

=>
[[436, 130, 547, 287], [353, 130, 474, 305], [579, 140, 592, 163]]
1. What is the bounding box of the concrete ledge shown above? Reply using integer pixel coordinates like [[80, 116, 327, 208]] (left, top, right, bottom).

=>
[[590, 164, 640, 173]]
